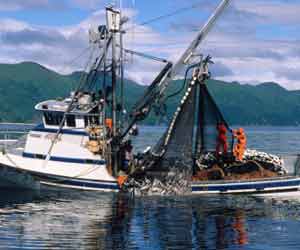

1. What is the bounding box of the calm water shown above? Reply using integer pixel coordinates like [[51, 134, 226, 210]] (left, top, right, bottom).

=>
[[1, 126, 300, 250]]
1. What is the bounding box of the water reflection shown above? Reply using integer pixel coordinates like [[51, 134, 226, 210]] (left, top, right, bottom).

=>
[[192, 199, 250, 250], [1, 191, 300, 249]]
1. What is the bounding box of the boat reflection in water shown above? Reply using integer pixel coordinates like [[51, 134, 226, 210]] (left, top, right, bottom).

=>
[[193, 204, 249, 249], [0, 190, 300, 249]]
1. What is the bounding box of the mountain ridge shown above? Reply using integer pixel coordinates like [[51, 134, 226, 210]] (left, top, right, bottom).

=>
[[0, 61, 299, 126]]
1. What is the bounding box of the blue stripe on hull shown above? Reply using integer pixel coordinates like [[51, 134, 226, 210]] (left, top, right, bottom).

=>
[[192, 178, 300, 193], [30, 171, 119, 190], [0, 163, 119, 191], [33, 124, 87, 136], [40, 178, 119, 190], [22, 152, 106, 165], [38, 175, 119, 190]]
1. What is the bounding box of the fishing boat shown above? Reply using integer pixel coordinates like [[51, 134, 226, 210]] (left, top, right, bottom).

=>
[[0, 0, 232, 192], [1, 0, 300, 195]]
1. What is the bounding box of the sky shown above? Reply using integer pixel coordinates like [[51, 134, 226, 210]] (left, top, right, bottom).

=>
[[0, 0, 300, 89]]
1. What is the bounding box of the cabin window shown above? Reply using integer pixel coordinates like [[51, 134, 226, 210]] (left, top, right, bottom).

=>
[[84, 115, 100, 126], [66, 115, 76, 127], [44, 112, 64, 126]]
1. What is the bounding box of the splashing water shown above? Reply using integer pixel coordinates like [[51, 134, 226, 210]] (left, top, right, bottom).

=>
[[123, 167, 192, 196]]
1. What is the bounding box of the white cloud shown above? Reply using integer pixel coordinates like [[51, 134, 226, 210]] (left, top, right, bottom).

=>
[[1, 0, 300, 89], [166, 0, 300, 89], [0, 8, 165, 84], [0, 19, 30, 32], [235, 0, 300, 25]]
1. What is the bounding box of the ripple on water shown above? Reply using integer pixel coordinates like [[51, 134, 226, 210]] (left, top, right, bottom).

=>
[[0, 191, 300, 249], [0, 127, 300, 249]]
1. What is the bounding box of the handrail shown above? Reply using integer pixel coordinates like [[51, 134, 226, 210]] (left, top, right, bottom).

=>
[[0, 122, 36, 126]]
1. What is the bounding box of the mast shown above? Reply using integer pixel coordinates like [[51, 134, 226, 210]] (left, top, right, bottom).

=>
[[103, 28, 108, 127], [120, 24, 125, 130], [112, 32, 117, 137], [106, 6, 122, 176], [106, 6, 121, 137]]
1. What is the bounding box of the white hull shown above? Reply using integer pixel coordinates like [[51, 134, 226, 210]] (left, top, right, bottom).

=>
[[1, 141, 300, 195], [0, 152, 119, 192], [1, 151, 300, 195]]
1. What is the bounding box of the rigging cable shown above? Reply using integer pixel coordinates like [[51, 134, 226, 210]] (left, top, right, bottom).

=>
[[121, 47, 169, 63], [77, 44, 98, 92], [66, 46, 92, 68], [59, 46, 91, 74], [58, 46, 92, 91], [125, 1, 204, 31]]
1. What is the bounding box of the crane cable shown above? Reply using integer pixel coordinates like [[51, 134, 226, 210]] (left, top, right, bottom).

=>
[[125, 1, 205, 31]]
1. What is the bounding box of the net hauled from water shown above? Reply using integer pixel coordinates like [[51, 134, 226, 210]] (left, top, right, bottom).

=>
[[152, 73, 233, 172]]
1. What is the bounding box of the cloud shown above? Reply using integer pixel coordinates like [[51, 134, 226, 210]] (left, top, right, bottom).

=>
[[125, 56, 167, 84], [0, 0, 66, 11], [275, 60, 300, 82], [235, 0, 300, 25], [1, 29, 67, 46], [0, 7, 165, 85], [0, 0, 300, 90], [210, 62, 233, 77], [0, 19, 30, 32], [171, 0, 300, 89]]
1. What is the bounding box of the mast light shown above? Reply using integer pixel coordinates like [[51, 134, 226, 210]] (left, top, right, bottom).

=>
[[106, 7, 121, 32]]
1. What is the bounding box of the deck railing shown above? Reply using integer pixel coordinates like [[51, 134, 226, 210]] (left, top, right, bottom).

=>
[[0, 123, 35, 150]]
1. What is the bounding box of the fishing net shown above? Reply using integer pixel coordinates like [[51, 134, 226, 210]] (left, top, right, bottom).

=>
[[152, 81, 197, 169], [195, 84, 233, 157], [124, 75, 234, 196], [151, 77, 233, 171]]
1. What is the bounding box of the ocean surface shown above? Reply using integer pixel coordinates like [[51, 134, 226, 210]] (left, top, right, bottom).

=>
[[1, 126, 300, 249]]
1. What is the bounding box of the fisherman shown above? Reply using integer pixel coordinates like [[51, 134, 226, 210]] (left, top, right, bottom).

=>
[[105, 118, 113, 138], [233, 128, 247, 161], [216, 122, 228, 156], [120, 140, 134, 173]]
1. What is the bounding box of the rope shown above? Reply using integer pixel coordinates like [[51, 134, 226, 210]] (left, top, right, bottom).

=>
[[65, 46, 91, 68], [125, 1, 203, 31]]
